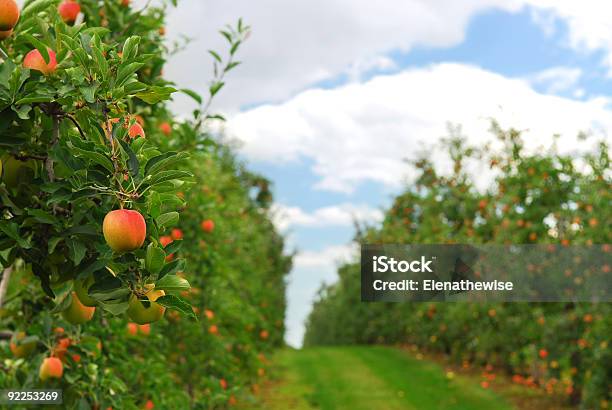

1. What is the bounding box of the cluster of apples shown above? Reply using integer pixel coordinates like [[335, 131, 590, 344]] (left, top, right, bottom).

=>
[[0, 0, 84, 73], [102, 209, 167, 324]]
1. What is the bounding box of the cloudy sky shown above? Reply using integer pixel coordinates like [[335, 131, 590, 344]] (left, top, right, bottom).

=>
[[161, 0, 612, 347]]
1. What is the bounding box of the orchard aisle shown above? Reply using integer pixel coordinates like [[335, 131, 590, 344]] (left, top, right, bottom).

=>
[[243, 346, 514, 410]]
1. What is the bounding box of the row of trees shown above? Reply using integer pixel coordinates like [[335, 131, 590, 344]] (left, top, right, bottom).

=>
[[0, 0, 290, 408], [304, 126, 610, 408]]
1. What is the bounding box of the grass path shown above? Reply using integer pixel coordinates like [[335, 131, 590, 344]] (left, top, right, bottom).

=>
[[244, 346, 515, 410]]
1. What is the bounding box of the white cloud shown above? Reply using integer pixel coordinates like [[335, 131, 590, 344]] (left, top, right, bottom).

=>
[[526, 1, 612, 72], [527, 66, 582, 94], [163, 0, 524, 113], [293, 244, 358, 271], [271, 203, 383, 231], [227, 63, 612, 193]]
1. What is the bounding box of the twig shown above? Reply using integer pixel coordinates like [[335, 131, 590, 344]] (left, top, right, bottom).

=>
[[0, 266, 13, 309], [64, 114, 87, 140], [45, 116, 60, 182]]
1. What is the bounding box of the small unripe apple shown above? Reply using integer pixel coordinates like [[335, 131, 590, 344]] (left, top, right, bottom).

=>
[[103, 209, 147, 252], [23, 48, 58, 75], [120, 0, 130, 7], [128, 123, 146, 138], [159, 122, 171, 136], [74, 276, 97, 307], [0, 28, 12, 40], [61, 292, 95, 324], [39, 357, 63, 381], [0, 0, 19, 30], [201, 219, 214, 233], [9, 331, 36, 358], [58, 0, 81, 24], [1, 155, 38, 188], [127, 286, 166, 324]]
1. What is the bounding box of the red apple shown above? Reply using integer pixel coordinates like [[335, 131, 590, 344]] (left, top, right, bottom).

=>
[[0, 0, 19, 31], [103, 209, 147, 252], [201, 219, 214, 233], [171, 228, 183, 240], [23, 48, 58, 75], [128, 123, 146, 139], [159, 122, 171, 136], [58, 0, 80, 24], [39, 357, 63, 381]]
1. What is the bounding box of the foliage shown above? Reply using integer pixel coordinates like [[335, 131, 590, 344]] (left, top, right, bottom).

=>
[[0, 0, 290, 408], [304, 126, 611, 408]]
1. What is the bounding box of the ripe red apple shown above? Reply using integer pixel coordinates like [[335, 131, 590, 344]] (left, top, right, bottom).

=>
[[39, 357, 63, 381], [53, 337, 72, 362], [128, 123, 145, 139], [127, 322, 138, 336], [62, 292, 95, 324], [127, 286, 166, 324], [23, 48, 58, 75], [159, 122, 171, 136], [144, 400, 154, 410], [0, 0, 19, 30], [58, 0, 80, 24], [103, 209, 147, 252], [9, 331, 36, 357], [201, 219, 215, 233], [138, 323, 151, 336], [171, 228, 183, 240], [0, 28, 12, 40]]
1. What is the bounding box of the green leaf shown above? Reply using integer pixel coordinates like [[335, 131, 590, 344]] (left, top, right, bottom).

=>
[[21, 0, 55, 17], [122, 36, 141, 61], [208, 50, 222, 63], [158, 258, 184, 279], [144, 151, 188, 176], [66, 238, 87, 266], [145, 243, 165, 275], [26, 208, 58, 224], [0, 221, 31, 249], [156, 295, 196, 319], [72, 147, 114, 172], [135, 86, 177, 104], [209, 81, 225, 97], [156, 211, 179, 228], [116, 62, 144, 87], [117, 139, 139, 177], [180, 88, 202, 104], [145, 170, 193, 187], [21, 33, 50, 64], [155, 275, 190, 292]]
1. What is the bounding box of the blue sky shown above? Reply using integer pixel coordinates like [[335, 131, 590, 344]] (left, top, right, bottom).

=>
[[164, 0, 612, 347]]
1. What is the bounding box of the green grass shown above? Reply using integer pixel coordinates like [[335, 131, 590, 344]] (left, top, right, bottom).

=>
[[246, 346, 514, 410]]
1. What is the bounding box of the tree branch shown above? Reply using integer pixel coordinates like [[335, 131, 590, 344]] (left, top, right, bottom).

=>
[[0, 266, 13, 309], [45, 116, 60, 182]]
